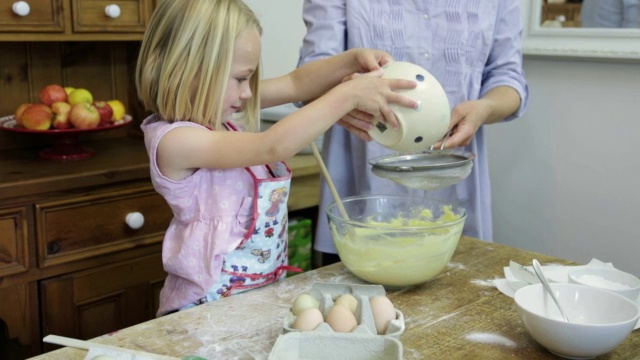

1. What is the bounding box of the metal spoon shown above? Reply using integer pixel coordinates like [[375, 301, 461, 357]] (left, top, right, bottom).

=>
[[532, 259, 570, 322]]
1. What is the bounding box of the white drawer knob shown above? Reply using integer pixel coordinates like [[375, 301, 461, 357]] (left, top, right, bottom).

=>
[[12, 1, 30, 16], [105, 4, 121, 18], [125, 212, 145, 230]]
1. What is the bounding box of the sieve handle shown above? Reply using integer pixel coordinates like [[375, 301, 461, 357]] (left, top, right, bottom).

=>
[[311, 142, 349, 221]]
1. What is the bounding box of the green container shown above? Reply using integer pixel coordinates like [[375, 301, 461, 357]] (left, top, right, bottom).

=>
[[287, 218, 312, 273]]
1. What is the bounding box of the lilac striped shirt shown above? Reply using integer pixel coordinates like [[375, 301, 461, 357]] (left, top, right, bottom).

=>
[[298, 0, 529, 252]]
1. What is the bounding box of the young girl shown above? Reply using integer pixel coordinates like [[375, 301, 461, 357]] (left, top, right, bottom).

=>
[[135, 0, 417, 316]]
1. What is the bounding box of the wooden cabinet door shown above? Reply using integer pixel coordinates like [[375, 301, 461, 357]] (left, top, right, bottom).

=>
[[0, 206, 29, 277], [0, 283, 38, 360], [71, 0, 150, 33], [35, 186, 172, 268], [0, 0, 65, 33], [39, 254, 166, 353]]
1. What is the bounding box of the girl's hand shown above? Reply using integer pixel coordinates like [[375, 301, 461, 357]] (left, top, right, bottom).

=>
[[335, 71, 378, 141], [337, 70, 418, 139]]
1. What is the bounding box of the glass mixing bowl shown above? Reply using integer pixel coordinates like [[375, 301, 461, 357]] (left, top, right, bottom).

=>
[[326, 195, 466, 287]]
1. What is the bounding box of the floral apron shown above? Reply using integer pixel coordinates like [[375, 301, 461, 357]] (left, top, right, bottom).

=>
[[182, 125, 301, 309]]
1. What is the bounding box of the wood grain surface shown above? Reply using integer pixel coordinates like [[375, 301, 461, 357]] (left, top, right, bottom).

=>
[[29, 236, 640, 360]]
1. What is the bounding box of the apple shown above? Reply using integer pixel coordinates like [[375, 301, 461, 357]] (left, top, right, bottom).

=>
[[51, 101, 72, 129], [68, 88, 93, 105], [93, 101, 114, 126], [14, 103, 32, 126], [21, 104, 53, 130], [39, 84, 68, 106], [107, 99, 126, 121], [69, 103, 100, 129], [64, 87, 75, 96]]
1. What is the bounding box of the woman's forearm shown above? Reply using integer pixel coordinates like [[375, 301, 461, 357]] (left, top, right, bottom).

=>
[[480, 86, 522, 125]]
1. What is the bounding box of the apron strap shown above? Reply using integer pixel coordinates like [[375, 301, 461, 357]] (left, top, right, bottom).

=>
[[223, 265, 304, 294]]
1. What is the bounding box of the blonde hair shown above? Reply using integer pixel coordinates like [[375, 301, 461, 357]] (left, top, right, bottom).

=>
[[136, 0, 262, 131]]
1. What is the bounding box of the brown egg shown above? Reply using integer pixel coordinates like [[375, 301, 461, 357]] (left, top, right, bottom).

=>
[[370, 295, 396, 335], [326, 304, 358, 333], [292, 307, 324, 331]]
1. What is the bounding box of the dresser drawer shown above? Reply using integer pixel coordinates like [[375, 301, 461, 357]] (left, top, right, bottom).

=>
[[0, 0, 64, 33], [71, 0, 149, 33], [0, 206, 29, 277], [35, 186, 172, 267]]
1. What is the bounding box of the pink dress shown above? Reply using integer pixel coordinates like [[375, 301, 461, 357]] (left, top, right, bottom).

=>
[[141, 115, 294, 316]]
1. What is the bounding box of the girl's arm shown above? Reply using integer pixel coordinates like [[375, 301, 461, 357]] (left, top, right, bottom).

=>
[[157, 73, 416, 181], [260, 48, 391, 109]]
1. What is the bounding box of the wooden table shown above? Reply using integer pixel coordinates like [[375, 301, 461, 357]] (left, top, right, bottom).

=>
[[29, 237, 640, 360]]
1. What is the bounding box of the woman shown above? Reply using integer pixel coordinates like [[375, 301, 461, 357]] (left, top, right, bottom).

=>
[[297, 1, 530, 265]]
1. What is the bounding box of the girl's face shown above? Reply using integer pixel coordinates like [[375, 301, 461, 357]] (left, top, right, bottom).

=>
[[223, 27, 261, 122]]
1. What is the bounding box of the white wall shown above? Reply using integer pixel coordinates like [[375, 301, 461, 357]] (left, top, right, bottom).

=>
[[243, 0, 305, 78], [487, 57, 640, 275], [243, 2, 640, 276]]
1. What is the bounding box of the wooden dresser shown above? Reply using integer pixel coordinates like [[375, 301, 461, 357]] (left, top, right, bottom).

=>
[[0, 2, 320, 358], [0, 0, 156, 42], [0, 138, 320, 359], [541, 1, 583, 27]]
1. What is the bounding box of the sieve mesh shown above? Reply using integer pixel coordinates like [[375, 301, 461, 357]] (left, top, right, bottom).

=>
[[369, 150, 475, 191]]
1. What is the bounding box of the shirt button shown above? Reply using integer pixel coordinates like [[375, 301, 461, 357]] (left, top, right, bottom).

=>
[[424, 52, 430, 59], [423, 13, 429, 20]]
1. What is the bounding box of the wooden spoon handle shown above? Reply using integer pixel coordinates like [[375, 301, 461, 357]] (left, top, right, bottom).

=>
[[43, 334, 180, 360], [310, 142, 349, 221]]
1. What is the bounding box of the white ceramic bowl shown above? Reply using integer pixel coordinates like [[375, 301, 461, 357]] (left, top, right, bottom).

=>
[[325, 195, 466, 287], [514, 283, 639, 359], [568, 268, 640, 301], [371, 61, 450, 152]]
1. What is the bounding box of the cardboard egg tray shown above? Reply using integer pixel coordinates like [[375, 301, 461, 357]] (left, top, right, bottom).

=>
[[282, 282, 405, 337], [269, 282, 405, 360], [268, 332, 402, 360]]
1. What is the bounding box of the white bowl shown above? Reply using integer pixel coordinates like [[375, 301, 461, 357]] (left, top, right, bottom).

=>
[[371, 61, 450, 152], [568, 268, 640, 301], [514, 283, 639, 359]]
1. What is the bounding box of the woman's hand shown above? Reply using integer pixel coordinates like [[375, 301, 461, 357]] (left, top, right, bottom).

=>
[[346, 48, 394, 74], [337, 108, 376, 141], [432, 99, 493, 149], [432, 86, 521, 149]]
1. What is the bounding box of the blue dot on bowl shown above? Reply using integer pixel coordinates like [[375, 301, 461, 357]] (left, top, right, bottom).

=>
[[414, 136, 423, 143], [416, 74, 425, 82]]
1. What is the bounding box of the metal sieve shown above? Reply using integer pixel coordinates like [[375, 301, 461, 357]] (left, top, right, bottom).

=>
[[368, 149, 476, 191]]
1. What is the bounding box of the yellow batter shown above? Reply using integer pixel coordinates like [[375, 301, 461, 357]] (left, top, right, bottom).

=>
[[330, 206, 464, 287]]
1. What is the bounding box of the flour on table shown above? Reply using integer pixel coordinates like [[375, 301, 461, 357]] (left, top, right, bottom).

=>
[[448, 262, 466, 269], [470, 279, 495, 287], [465, 332, 517, 348]]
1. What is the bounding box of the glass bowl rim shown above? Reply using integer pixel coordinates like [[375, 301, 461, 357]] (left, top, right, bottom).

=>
[[325, 194, 467, 231]]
